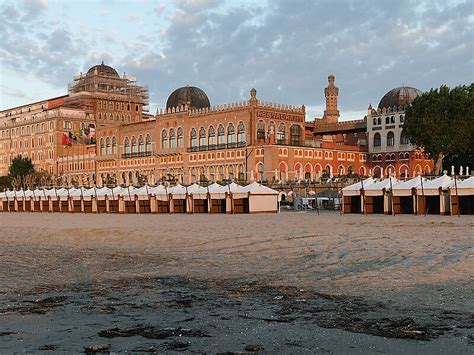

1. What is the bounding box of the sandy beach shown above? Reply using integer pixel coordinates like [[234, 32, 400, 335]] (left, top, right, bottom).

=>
[[0, 212, 473, 353]]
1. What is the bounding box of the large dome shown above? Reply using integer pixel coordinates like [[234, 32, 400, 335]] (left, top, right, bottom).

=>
[[166, 86, 210, 110], [378, 86, 422, 109], [87, 62, 120, 78]]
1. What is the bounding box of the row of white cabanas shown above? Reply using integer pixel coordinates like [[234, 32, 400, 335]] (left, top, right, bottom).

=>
[[342, 174, 474, 215], [0, 182, 280, 214]]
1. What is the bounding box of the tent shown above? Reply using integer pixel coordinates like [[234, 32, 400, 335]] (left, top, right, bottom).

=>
[[240, 182, 279, 213], [392, 176, 425, 215], [363, 177, 398, 214], [133, 185, 152, 213], [149, 185, 169, 213], [416, 174, 454, 215], [207, 183, 227, 213], [168, 184, 187, 213], [188, 184, 210, 213], [450, 177, 474, 215], [0, 191, 8, 212], [342, 178, 377, 213]]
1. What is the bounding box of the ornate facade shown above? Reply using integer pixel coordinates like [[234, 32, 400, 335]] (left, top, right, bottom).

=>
[[0, 64, 432, 186]]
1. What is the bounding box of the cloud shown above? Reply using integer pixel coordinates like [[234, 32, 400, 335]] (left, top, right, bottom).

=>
[[129, 0, 473, 119], [0, 1, 89, 90], [1, 0, 472, 120]]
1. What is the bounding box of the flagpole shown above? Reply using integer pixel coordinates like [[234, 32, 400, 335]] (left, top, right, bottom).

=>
[[420, 174, 426, 216], [389, 175, 394, 216], [454, 175, 459, 217]]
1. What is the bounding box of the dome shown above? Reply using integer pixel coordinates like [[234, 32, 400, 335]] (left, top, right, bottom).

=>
[[378, 86, 422, 109], [166, 86, 210, 110], [87, 62, 119, 78]]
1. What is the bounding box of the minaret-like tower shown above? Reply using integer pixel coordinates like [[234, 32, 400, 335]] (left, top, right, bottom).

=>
[[323, 74, 340, 123]]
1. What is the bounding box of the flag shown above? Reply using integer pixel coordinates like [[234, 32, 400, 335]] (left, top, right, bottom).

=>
[[62, 133, 72, 146], [68, 132, 77, 141]]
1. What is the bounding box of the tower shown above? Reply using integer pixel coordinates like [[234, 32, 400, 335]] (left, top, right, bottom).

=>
[[323, 74, 340, 123]]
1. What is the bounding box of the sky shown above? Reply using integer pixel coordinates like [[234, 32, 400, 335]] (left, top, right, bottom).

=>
[[0, 0, 473, 121]]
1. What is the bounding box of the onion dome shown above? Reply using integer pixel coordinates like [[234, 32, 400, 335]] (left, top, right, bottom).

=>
[[166, 85, 210, 110], [86, 61, 120, 78], [378, 86, 422, 109]]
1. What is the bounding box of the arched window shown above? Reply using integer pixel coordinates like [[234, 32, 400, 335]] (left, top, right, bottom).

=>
[[373, 118, 377, 125], [131, 136, 137, 153], [169, 128, 176, 148], [400, 115, 405, 123], [237, 122, 245, 144], [209, 166, 216, 182], [257, 120, 265, 140], [290, 125, 302, 146], [190, 128, 197, 147], [124, 137, 130, 154], [238, 164, 245, 180], [373, 132, 381, 147], [208, 126, 216, 146], [268, 121, 275, 135], [199, 167, 206, 181], [400, 130, 409, 145], [100, 138, 105, 156], [112, 137, 117, 154], [377, 117, 381, 125], [277, 124, 285, 143], [218, 166, 224, 180], [228, 165, 235, 180], [227, 123, 236, 144], [391, 116, 395, 123], [385, 116, 390, 124], [217, 124, 225, 145], [177, 127, 184, 147], [387, 131, 395, 146], [138, 135, 144, 153], [146, 134, 152, 152], [106, 137, 111, 155], [162, 130, 168, 149], [199, 127, 206, 147]]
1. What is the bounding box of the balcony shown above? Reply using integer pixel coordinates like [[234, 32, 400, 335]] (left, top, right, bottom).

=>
[[121, 151, 152, 159], [187, 141, 246, 152]]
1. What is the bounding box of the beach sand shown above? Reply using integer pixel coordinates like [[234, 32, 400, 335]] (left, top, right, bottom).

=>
[[0, 212, 473, 353]]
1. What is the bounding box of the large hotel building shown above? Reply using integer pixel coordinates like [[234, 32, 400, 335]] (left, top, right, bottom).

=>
[[0, 63, 433, 186]]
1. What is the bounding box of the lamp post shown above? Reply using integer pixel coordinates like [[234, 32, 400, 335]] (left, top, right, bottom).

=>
[[245, 147, 254, 183]]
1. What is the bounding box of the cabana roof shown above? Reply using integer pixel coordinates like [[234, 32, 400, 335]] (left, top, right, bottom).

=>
[[241, 182, 279, 195], [450, 176, 474, 196], [416, 174, 454, 195], [392, 176, 425, 196], [364, 177, 398, 196], [342, 178, 377, 196]]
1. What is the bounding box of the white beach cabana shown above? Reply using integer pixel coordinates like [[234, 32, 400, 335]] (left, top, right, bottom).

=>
[[167, 184, 188, 213], [391, 176, 425, 215], [188, 184, 210, 213], [342, 177, 377, 214], [207, 183, 228, 213], [240, 182, 279, 213], [363, 177, 398, 214], [149, 184, 170, 213], [416, 174, 454, 215], [450, 176, 474, 215]]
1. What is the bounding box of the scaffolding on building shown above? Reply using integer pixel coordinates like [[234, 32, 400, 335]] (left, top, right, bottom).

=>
[[66, 67, 149, 112]]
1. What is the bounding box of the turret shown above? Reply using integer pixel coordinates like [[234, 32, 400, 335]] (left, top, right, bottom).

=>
[[322, 74, 340, 123]]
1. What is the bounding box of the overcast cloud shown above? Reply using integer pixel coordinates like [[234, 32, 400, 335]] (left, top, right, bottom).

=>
[[0, 0, 472, 120]]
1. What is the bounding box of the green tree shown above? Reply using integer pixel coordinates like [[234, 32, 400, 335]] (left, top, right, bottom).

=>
[[9, 155, 35, 187], [0, 175, 11, 191], [404, 84, 474, 175]]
